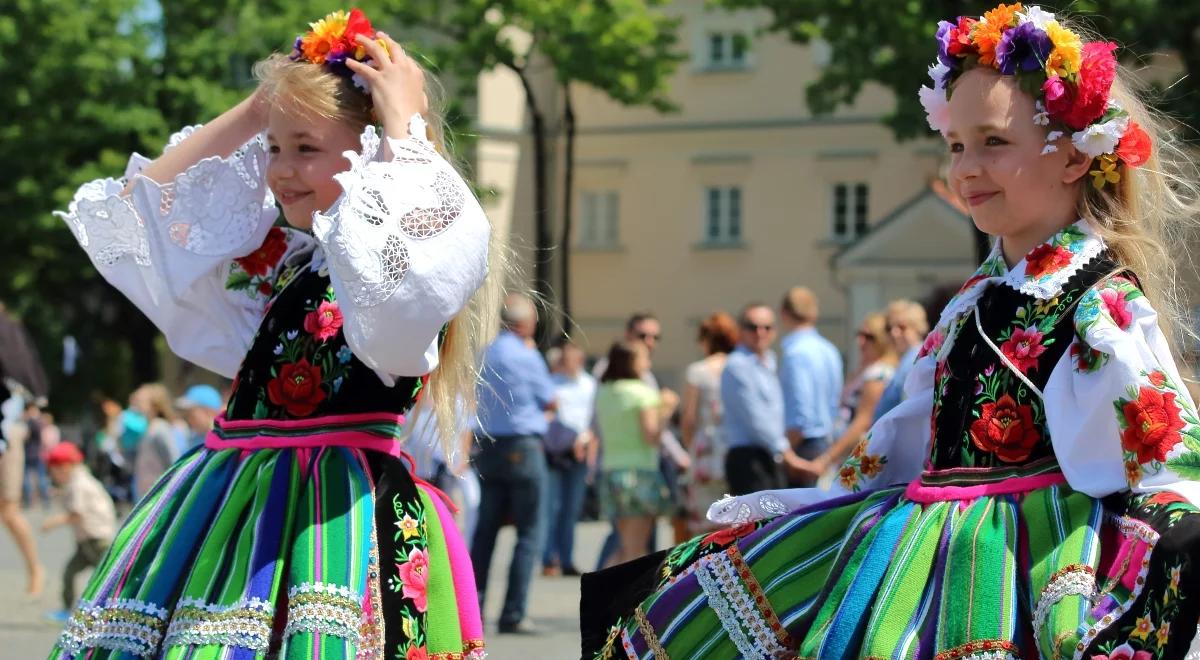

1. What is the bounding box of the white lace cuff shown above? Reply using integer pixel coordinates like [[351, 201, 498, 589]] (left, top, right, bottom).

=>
[[312, 114, 490, 377]]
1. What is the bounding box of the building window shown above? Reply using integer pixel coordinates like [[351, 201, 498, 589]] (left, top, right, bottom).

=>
[[704, 32, 749, 70], [703, 186, 743, 245], [831, 182, 869, 241], [579, 191, 619, 248]]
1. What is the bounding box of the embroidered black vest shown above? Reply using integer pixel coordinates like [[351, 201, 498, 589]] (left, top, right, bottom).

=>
[[927, 252, 1121, 470]]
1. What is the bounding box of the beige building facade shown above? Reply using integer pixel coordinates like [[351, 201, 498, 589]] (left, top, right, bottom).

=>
[[475, 1, 979, 385]]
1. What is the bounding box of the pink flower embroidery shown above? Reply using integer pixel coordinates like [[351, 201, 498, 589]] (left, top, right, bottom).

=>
[[303, 301, 344, 342], [919, 329, 947, 358], [397, 547, 429, 612], [1091, 643, 1152, 660], [1099, 287, 1132, 330], [999, 326, 1047, 374]]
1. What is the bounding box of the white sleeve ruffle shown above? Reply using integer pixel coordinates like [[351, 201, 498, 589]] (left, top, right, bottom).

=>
[[708, 354, 935, 524], [1044, 277, 1200, 504], [312, 115, 491, 379], [55, 128, 309, 377]]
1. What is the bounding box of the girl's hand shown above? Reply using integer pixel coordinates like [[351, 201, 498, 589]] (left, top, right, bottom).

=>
[[346, 32, 429, 141]]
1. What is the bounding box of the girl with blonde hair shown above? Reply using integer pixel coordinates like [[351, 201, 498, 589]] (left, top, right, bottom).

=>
[[584, 6, 1200, 657], [52, 9, 495, 659]]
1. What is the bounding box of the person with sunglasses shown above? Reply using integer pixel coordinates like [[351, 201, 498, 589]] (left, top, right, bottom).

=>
[[720, 303, 821, 495]]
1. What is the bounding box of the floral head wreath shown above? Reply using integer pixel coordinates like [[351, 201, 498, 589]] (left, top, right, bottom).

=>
[[289, 8, 388, 93], [919, 3, 1152, 190]]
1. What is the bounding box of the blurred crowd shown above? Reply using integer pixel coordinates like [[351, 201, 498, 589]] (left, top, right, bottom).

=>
[[416, 285, 953, 635]]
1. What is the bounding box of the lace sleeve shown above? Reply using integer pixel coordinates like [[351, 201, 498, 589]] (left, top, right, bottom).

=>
[[55, 126, 295, 377], [312, 114, 491, 379]]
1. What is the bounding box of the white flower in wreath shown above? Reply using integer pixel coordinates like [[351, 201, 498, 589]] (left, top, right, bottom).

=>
[[919, 61, 952, 134], [1017, 6, 1056, 30], [1071, 116, 1129, 158]]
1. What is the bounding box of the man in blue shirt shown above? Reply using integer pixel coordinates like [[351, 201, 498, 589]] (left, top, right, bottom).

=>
[[872, 299, 929, 423], [722, 303, 822, 495], [471, 294, 557, 635], [778, 287, 844, 487]]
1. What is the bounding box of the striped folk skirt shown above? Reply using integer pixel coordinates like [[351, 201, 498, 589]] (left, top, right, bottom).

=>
[[50, 414, 484, 660], [581, 470, 1200, 659]]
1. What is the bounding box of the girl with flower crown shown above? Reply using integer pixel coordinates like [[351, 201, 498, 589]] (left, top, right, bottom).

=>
[[581, 5, 1200, 659], [50, 9, 494, 660]]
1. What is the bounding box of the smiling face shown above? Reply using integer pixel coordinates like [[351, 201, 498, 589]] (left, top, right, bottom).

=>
[[265, 102, 363, 230], [945, 68, 1090, 262]]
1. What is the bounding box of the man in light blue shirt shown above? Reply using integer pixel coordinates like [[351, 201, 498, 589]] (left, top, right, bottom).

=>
[[721, 303, 821, 495], [778, 287, 844, 486], [471, 294, 556, 635], [873, 299, 929, 423]]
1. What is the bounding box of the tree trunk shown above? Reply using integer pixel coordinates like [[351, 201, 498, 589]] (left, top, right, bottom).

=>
[[559, 84, 576, 339], [516, 70, 554, 347]]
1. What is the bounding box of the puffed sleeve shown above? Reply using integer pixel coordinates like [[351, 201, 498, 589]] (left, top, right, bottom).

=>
[[55, 127, 313, 378], [708, 349, 938, 524], [1043, 276, 1200, 504], [312, 115, 491, 379]]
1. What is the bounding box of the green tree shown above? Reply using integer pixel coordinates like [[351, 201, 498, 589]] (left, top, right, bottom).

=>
[[719, 1, 1200, 138], [382, 0, 685, 340]]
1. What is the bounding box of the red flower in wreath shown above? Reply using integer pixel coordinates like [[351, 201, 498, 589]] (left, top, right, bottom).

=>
[[1117, 121, 1152, 168], [1025, 244, 1073, 278], [235, 227, 288, 277], [1060, 42, 1118, 130], [303, 301, 344, 342], [701, 522, 757, 547], [999, 327, 1047, 374], [969, 394, 1042, 463], [267, 358, 327, 417], [1121, 386, 1185, 464]]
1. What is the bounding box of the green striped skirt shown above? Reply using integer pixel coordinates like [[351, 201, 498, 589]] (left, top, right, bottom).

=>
[[582, 471, 1200, 658], [49, 439, 484, 659]]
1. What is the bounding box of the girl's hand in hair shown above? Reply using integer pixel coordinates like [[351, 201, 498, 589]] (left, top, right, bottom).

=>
[[346, 32, 430, 142]]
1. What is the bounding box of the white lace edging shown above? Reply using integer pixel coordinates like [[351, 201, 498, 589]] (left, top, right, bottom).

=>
[[54, 127, 274, 265], [1000, 220, 1106, 300], [707, 492, 789, 524], [312, 114, 469, 309]]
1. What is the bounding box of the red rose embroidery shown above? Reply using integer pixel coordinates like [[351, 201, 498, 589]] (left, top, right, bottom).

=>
[[266, 358, 327, 417], [1025, 244, 1073, 278], [969, 394, 1042, 463], [701, 522, 758, 547], [1148, 371, 1168, 388], [1121, 386, 1185, 464], [303, 301, 344, 342], [235, 227, 288, 277], [1099, 287, 1132, 330], [1000, 327, 1047, 374], [406, 645, 428, 660], [258, 281, 273, 296]]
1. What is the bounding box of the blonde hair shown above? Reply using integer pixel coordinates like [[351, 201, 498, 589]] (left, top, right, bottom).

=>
[[253, 52, 507, 459], [859, 313, 897, 363], [1058, 18, 1200, 368]]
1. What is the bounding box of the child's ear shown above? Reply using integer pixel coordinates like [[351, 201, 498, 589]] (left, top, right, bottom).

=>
[[1062, 144, 1093, 185]]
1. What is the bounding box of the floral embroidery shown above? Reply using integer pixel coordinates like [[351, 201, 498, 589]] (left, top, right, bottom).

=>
[[250, 285, 353, 420], [1091, 643, 1152, 659], [303, 300, 344, 342], [1100, 287, 1133, 330], [1026, 243, 1073, 277], [388, 493, 430, 658], [266, 358, 327, 417], [1072, 339, 1110, 374], [226, 227, 290, 299], [969, 393, 1042, 463], [397, 547, 429, 613], [999, 326, 1047, 374], [1077, 276, 1144, 338], [700, 522, 758, 547], [838, 437, 888, 492], [1115, 381, 1187, 486], [918, 328, 947, 359]]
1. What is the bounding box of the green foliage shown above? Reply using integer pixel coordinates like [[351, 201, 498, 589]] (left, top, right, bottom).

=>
[[719, 0, 1200, 139]]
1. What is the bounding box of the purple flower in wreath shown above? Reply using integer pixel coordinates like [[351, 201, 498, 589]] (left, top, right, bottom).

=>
[[996, 22, 1053, 75], [935, 20, 957, 68]]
